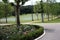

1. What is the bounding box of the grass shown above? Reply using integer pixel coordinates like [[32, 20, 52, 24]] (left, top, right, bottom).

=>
[[33, 18, 60, 23], [0, 14, 60, 24], [45, 18, 60, 23], [0, 14, 41, 24]]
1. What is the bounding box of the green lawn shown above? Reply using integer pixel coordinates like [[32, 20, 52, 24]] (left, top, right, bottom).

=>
[[33, 18, 60, 23], [0, 14, 60, 24], [0, 14, 42, 24], [45, 18, 60, 23]]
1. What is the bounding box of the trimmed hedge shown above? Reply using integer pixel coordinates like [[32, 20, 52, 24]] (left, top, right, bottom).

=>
[[9, 26, 44, 40], [0, 25, 44, 40]]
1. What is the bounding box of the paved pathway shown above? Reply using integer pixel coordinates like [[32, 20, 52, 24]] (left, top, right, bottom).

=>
[[32, 23, 60, 40]]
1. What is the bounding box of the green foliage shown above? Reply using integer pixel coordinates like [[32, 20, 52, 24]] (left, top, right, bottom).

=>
[[0, 2, 5, 18], [5, 4, 14, 16], [9, 26, 44, 40], [0, 25, 44, 40], [43, 0, 60, 16], [33, 1, 40, 13], [0, 2, 13, 18], [2, 0, 8, 3], [33, 1, 43, 13], [54, 3, 60, 15]]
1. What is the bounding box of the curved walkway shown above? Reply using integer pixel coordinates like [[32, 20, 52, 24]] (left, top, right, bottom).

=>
[[32, 23, 60, 40]]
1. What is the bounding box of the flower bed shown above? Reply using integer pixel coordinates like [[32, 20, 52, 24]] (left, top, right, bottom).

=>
[[0, 24, 44, 40]]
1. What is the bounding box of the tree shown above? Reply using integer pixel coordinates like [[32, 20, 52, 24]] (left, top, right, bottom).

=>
[[46, 0, 50, 21], [14, 0, 29, 31], [2, 0, 29, 31], [0, 2, 5, 22], [2, 0, 8, 23], [33, 1, 40, 20], [31, 1, 34, 21], [40, 0, 44, 22], [44, 0, 52, 21], [49, 0, 56, 20], [0, 2, 13, 23], [54, 3, 60, 18], [7, 4, 14, 16]]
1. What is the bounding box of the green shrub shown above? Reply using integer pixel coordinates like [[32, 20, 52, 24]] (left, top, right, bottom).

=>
[[0, 25, 44, 40], [9, 27, 44, 40]]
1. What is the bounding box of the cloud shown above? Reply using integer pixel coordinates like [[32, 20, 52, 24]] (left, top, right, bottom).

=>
[[24, 0, 41, 6]]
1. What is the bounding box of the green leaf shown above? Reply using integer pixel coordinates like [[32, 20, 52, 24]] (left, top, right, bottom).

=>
[[2, 0, 8, 3]]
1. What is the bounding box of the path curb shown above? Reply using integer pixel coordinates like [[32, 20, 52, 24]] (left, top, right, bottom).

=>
[[34, 30, 45, 40]]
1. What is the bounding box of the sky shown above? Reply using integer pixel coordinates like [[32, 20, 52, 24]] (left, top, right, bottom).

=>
[[24, 0, 60, 6], [0, 0, 60, 6]]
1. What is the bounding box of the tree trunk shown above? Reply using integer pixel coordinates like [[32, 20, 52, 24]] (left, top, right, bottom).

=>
[[0, 19, 1, 23], [47, 13, 49, 21], [41, 13, 44, 22], [5, 16, 7, 23], [32, 13, 34, 21], [36, 13, 39, 20], [5, 4, 7, 23], [51, 15, 53, 20], [16, 2, 20, 31]]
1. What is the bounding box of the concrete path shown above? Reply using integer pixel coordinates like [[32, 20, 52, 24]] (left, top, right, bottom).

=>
[[32, 23, 60, 40]]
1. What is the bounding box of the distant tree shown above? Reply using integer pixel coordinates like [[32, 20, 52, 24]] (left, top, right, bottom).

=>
[[0, 2, 5, 18], [2, 0, 9, 23], [54, 3, 60, 18], [0, 2, 13, 23], [43, 0, 52, 21], [49, 0, 56, 20], [46, 0, 50, 21], [40, 0, 44, 22], [33, 1, 40, 20]]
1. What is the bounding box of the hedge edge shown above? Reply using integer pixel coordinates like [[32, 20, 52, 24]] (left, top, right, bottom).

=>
[[34, 30, 45, 40]]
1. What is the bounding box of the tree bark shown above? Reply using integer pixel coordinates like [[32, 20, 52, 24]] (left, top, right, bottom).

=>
[[5, 4, 8, 23], [41, 13, 44, 22], [16, 2, 20, 31], [51, 15, 53, 20], [36, 13, 39, 20], [32, 13, 34, 21], [47, 13, 49, 21]]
